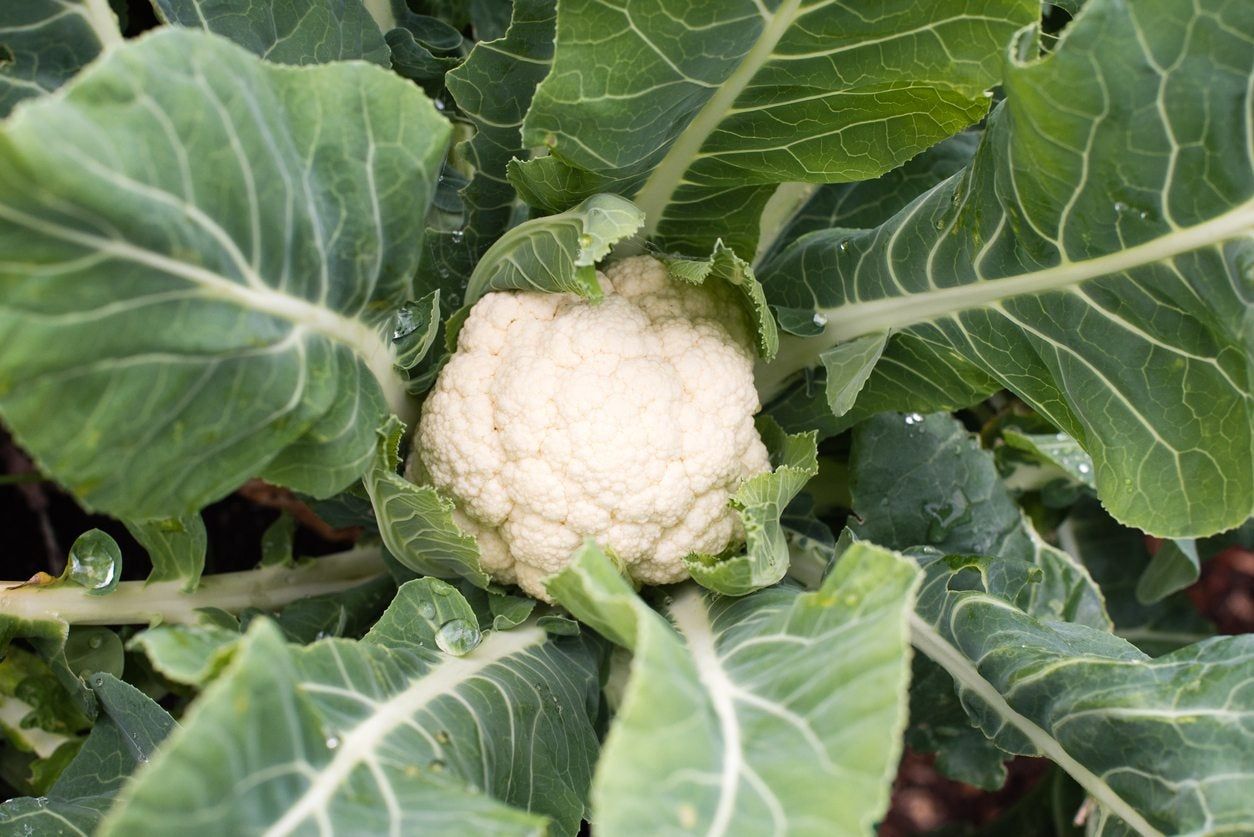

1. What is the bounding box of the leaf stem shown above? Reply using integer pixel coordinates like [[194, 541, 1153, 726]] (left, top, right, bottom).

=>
[[755, 199, 1254, 403], [0, 546, 387, 626], [908, 614, 1162, 837]]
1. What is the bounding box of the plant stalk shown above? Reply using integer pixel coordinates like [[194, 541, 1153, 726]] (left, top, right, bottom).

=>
[[0, 546, 387, 626]]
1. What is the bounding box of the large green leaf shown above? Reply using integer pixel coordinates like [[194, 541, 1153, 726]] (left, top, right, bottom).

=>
[[548, 541, 919, 836], [1057, 500, 1212, 656], [851, 412, 1107, 629], [848, 411, 1108, 789], [759, 0, 1254, 537], [512, 0, 1034, 254], [100, 582, 601, 836], [0, 29, 451, 519], [910, 552, 1254, 836], [0, 0, 122, 117], [153, 0, 391, 64], [444, 0, 556, 268], [0, 673, 176, 835]]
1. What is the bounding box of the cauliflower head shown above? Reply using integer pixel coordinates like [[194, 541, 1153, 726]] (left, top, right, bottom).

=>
[[414, 255, 771, 599]]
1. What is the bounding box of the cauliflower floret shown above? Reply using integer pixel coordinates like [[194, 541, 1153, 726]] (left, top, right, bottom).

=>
[[415, 255, 771, 599]]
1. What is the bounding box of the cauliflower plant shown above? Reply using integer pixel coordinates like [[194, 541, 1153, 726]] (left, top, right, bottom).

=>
[[414, 255, 770, 599]]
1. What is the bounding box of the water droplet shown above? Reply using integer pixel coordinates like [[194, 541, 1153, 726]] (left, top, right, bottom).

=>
[[811, 312, 828, 327], [838, 240, 849, 252], [1113, 201, 1129, 216], [392, 307, 419, 341], [325, 736, 340, 750], [428, 759, 446, 772], [435, 730, 451, 745], [1077, 463, 1090, 475], [435, 618, 482, 656], [434, 99, 446, 111], [903, 412, 924, 426], [450, 229, 464, 243], [982, 89, 995, 98], [418, 601, 437, 619]]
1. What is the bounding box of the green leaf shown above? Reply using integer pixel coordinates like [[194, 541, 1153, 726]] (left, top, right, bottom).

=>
[[761, 132, 981, 262], [910, 553, 1254, 836], [259, 510, 297, 567], [127, 622, 240, 688], [63, 627, 124, 682], [1001, 428, 1097, 490], [513, 0, 1034, 254], [153, 0, 390, 64], [549, 540, 920, 835], [683, 419, 817, 596], [274, 575, 397, 643], [848, 411, 1109, 788], [0, 0, 121, 117], [1058, 499, 1212, 656], [658, 240, 778, 360], [101, 603, 600, 835], [1135, 539, 1200, 605], [815, 331, 888, 419], [444, 0, 555, 268], [0, 28, 451, 519], [0, 673, 176, 835], [363, 417, 489, 587], [365, 578, 482, 656], [759, 0, 1254, 537], [851, 413, 1108, 628], [124, 513, 207, 591], [463, 193, 646, 308]]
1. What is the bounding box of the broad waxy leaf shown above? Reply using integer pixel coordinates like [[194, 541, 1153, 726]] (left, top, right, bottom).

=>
[[153, 0, 391, 65], [512, 0, 1034, 254], [910, 553, 1254, 836], [124, 513, 207, 591], [1000, 428, 1097, 490], [684, 419, 817, 596], [851, 413, 1108, 629], [1058, 500, 1212, 656], [761, 136, 998, 441], [549, 541, 920, 836], [101, 584, 602, 836], [1134, 538, 1200, 605], [363, 417, 490, 587], [0, 0, 122, 117], [462, 193, 645, 307], [848, 411, 1108, 788], [444, 0, 557, 267], [761, 0, 1254, 537], [0, 673, 176, 835], [0, 29, 451, 519]]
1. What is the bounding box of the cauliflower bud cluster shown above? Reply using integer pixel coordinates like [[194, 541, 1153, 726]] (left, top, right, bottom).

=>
[[414, 255, 771, 599]]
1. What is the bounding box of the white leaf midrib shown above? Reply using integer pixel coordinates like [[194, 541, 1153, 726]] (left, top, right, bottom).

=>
[[823, 199, 1254, 341], [634, 0, 803, 235], [760, 199, 1254, 400], [667, 588, 744, 837], [908, 613, 1163, 837], [263, 626, 548, 837]]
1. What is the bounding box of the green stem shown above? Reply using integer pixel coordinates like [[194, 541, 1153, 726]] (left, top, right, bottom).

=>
[[0, 546, 387, 626]]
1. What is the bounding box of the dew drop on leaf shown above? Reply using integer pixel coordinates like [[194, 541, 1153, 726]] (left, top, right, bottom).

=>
[[418, 601, 437, 619], [435, 618, 481, 655]]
